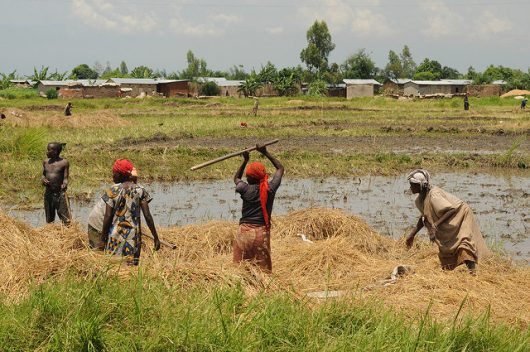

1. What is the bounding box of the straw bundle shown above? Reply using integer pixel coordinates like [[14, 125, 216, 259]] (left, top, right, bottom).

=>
[[274, 208, 392, 253], [0, 208, 529, 326]]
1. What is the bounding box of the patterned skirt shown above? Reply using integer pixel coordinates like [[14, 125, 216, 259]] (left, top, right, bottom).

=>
[[233, 224, 271, 272]]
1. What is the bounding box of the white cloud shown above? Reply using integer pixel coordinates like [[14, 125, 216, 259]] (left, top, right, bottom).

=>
[[71, 0, 158, 34], [210, 13, 241, 24], [169, 18, 219, 37], [472, 11, 513, 36], [266, 26, 284, 35], [420, 0, 463, 38], [297, 0, 391, 36], [351, 9, 391, 36], [71, 0, 223, 36]]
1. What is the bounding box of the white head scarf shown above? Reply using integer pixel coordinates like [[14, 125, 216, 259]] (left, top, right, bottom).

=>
[[407, 169, 431, 190]]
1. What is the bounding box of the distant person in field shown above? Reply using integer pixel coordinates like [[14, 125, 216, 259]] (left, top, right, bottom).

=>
[[64, 102, 72, 116], [463, 94, 469, 111], [87, 167, 138, 249], [252, 97, 259, 116], [42, 142, 71, 225], [521, 97, 528, 109], [0, 113, 6, 120], [405, 169, 490, 274], [101, 160, 160, 265], [233, 144, 284, 272]]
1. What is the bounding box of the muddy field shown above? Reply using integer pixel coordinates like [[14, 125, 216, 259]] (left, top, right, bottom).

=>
[[118, 134, 530, 155]]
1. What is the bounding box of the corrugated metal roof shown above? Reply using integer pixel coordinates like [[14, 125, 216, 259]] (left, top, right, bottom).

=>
[[389, 78, 411, 84], [107, 78, 158, 85], [38, 80, 76, 86], [216, 80, 244, 87], [157, 79, 189, 84], [440, 79, 472, 85], [196, 77, 227, 84], [343, 79, 381, 85], [75, 79, 107, 86], [492, 80, 507, 85], [409, 80, 471, 86]]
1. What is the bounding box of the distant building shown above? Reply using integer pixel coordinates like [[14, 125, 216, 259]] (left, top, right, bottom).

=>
[[61, 80, 120, 99], [382, 78, 411, 95], [156, 79, 190, 97], [326, 84, 347, 98], [36, 80, 75, 95], [9, 79, 35, 88], [343, 79, 382, 98], [403, 79, 472, 96], [106, 78, 158, 97]]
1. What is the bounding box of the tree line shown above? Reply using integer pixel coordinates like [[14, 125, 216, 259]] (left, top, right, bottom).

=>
[[2, 20, 530, 94]]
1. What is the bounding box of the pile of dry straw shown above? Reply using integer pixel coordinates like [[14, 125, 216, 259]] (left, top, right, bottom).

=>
[[1, 208, 528, 326]]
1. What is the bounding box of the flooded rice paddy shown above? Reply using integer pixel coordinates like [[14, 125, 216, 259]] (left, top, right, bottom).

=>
[[7, 172, 529, 263]]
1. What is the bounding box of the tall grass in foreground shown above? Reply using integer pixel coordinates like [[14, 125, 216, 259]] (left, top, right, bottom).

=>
[[0, 274, 527, 351]]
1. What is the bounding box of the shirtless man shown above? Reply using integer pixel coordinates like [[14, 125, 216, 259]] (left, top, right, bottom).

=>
[[42, 142, 71, 224]]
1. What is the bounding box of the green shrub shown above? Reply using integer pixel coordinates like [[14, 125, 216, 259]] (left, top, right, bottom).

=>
[[308, 79, 327, 96], [45, 88, 59, 99], [200, 81, 220, 96]]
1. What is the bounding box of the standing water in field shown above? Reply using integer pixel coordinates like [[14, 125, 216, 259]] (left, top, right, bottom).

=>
[[7, 173, 530, 262]]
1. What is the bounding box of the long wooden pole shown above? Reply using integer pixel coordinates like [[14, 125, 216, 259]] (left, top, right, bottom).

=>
[[190, 139, 279, 171]]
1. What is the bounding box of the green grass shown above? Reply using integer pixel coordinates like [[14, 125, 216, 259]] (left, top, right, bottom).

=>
[[0, 273, 528, 351], [0, 87, 39, 100]]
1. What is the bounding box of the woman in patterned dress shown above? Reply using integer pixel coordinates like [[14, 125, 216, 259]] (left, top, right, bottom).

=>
[[101, 159, 160, 265]]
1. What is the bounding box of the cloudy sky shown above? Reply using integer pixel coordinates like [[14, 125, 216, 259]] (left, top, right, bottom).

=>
[[1, 0, 528, 76]]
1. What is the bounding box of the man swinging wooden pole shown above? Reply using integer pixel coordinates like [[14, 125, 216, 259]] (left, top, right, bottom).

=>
[[190, 139, 279, 171]]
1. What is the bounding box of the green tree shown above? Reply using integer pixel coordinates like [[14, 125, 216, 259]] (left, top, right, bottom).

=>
[[28, 66, 50, 81], [322, 62, 342, 84], [49, 70, 68, 81], [119, 61, 129, 75], [100, 68, 122, 79], [130, 66, 154, 78], [257, 62, 278, 83], [413, 71, 437, 81], [180, 50, 209, 79], [0, 70, 17, 89], [272, 68, 300, 96], [308, 79, 327, 96], [341, 49, 377, 79], [70, 64, 98, 79], [199, 81, 220, 96], [238, 74, 262, 97], [384, 50, 403, 80], [414, 58, 442, 80], [400, 45, 416, 78], [466, 66, 478, 80], [300, 20, 335, 74], [227, 65, 248, 80], [441, 66, 460, 79]]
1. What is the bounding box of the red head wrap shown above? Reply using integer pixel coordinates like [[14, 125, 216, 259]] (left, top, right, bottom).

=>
[[246, 162, 270, 227], [112, 159, 134, 176]]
